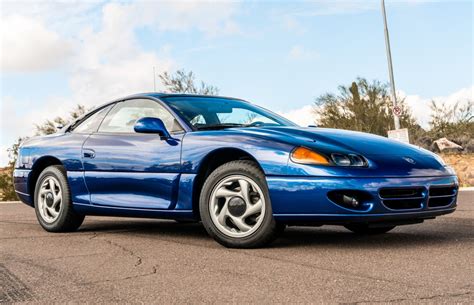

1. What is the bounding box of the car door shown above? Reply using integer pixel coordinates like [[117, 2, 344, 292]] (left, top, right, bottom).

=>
[[82, 98, 184, 210], [65, 104, 115, 205]]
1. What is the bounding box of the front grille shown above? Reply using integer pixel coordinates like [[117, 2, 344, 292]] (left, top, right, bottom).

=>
[[428, 186, 457, 207], [379, 187, 425, 210]]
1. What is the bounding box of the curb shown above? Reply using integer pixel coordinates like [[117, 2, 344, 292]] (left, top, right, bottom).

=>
[[459, 187, 474, 192]]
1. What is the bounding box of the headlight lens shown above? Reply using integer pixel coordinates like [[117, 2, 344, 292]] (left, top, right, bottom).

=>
[[290, 147, 367, 167], [331, 153, 367, 167], [331, 153, 351, 166], [290, 147, 330, 165]]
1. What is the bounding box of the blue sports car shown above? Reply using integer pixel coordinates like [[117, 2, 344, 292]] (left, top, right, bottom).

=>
[[13, 93, 458, 248]]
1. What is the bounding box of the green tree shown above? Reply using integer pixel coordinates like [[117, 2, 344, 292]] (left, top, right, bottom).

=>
[[314, 78, 423, 142], [159, 69, 219, 95], [0, 138, 24, 201], [428, 99, 474, 150], [35, 105, 86, 135]]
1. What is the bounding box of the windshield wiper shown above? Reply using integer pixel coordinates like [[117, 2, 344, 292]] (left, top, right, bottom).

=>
[[196, 123, 244, 130]]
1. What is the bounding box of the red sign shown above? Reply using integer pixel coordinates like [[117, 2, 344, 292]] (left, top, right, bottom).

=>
[[393, 105, 402, 116]]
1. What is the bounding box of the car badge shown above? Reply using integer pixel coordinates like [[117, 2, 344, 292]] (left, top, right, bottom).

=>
[[403, 157, 416, 164]]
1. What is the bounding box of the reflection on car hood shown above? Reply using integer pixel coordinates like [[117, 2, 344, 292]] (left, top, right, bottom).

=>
[[234, 126, 425, 156]]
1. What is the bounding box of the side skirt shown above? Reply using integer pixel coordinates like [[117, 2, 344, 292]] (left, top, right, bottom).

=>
[[72, 202, 196, 220]]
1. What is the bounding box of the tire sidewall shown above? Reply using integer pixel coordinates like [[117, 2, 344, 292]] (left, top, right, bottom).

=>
[[199, 161, 276, 248]]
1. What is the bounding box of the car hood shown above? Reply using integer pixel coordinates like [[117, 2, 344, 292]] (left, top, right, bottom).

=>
[[235, 126, 422, 156]]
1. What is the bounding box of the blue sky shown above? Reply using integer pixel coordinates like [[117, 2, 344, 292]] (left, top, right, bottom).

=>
[[1, 0, 473, 165]]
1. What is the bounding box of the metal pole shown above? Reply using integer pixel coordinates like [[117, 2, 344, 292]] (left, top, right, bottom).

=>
[[381, 0, 400, 130], [153, 66, 156, 92]]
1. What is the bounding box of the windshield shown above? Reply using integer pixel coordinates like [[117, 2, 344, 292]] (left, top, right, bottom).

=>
[[162, 96, 297, 130]]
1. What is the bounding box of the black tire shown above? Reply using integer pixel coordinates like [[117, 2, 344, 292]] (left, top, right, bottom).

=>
[[276, 223, 287, 235], [34, 165, 85, 232], [199, 160, 279, 248], [344, 224, 396, 235]]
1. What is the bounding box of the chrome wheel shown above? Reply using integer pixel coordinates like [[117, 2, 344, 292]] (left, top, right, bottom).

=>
[[209, 175, 266, 238], [37, 176, 62, 223]]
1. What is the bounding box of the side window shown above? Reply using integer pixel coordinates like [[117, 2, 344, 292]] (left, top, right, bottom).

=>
[[98, 99, 182, 133], [71, 105, 112, 133]]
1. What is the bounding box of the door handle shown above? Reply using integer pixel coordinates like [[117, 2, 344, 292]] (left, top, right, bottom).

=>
[[83, 149, 95, 159]]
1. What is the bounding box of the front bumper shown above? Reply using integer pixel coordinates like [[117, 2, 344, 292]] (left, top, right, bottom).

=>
[[267, 175, 458, 223]]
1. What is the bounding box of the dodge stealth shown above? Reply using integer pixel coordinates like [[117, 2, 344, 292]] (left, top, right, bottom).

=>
[[13, 93, 458, 247]]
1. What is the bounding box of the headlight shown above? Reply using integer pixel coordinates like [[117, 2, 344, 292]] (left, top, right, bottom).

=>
[[331, 153, 367, 167], [290, 147, 367, 167], [290, 147, 330, 165]]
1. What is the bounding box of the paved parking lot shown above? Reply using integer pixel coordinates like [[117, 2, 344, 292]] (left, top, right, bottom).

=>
[[1, 191, 473, 303]]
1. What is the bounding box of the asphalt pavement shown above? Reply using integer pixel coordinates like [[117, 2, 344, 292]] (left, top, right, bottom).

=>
[[1, 191, 473, 303]]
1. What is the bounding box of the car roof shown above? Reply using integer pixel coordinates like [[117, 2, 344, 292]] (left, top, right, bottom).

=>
[[124, 92, 248, 103]]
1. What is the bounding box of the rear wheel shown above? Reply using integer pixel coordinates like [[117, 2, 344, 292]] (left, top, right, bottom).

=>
[[34, 165, 85, 232], [200, 161, 279, 248], [344, 224, 395, 235]]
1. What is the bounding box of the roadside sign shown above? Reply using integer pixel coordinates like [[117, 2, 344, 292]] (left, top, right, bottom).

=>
[[392, 105, 402, 116], [388, 128, 410, 143]]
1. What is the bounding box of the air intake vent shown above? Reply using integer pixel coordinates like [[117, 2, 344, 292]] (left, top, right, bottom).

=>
[[428, 186, 457, 207], [379, 187, 425, 210]]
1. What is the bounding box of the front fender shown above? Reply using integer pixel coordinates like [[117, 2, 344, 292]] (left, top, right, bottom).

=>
[[181, 132, 294, 176]]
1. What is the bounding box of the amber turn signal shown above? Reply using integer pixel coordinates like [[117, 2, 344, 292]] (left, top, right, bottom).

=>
[[290, 147, 330, 165]]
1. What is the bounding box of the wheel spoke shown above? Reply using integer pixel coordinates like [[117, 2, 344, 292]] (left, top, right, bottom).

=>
[[52, 190, 61, 208], [42, 202, 49, 217], [48, 179, 55, 191], [243, 199, 263, 218], [215, 187, 239, 199], [230, 216, 251, 232], [39, 188, 49, 196], [238, 179, 251, 204], [46, 206, 59, 218], [217, 202, 229, 226]]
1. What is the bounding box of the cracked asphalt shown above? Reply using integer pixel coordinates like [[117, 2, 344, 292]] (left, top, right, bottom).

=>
[[1, 191, 473, 304]]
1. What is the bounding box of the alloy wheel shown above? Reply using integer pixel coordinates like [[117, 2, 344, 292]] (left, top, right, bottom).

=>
[[209, 175, 266, 238], [37, 176, 63, 223]]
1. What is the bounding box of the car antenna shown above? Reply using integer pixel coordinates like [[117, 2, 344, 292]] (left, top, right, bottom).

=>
[[153, 66, 156, 92]]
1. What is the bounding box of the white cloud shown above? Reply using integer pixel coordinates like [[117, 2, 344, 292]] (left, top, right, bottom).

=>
[[401, 85, 474, 128], [144, 1, 240, 36], [278, 105, 317, 127], [0, 15, 71, 72], [64, 2, 176, 107], [288, 45, 319, 61]]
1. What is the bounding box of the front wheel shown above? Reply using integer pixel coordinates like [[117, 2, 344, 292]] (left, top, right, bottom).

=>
[[34, 165, 85, 232], [344, 224, 396, 235], [200, 161, 279, 248]]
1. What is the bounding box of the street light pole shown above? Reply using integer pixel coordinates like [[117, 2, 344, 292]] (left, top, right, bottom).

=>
[[381, 0, 400, 130]]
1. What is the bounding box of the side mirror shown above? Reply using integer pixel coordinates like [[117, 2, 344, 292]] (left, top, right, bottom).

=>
[[134, 117, 171, 139]]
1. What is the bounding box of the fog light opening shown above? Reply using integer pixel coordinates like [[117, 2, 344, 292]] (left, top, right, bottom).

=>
[[328, 190, 371, 211]]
